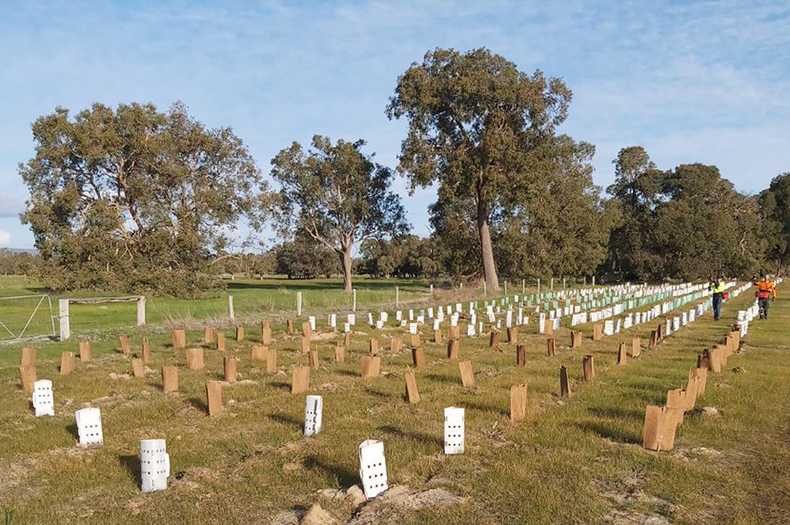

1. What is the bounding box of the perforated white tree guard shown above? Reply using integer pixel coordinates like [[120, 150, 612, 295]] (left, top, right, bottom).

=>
[[75, 407, 103, 446], [304, 395, 323, 437], [358, 439, 388, 499], [140, 439, 170, 493], [444, 407, 465, 455], [33, 379, 54, 417]]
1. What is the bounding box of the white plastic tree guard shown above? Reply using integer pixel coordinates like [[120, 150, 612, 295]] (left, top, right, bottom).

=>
[[444, 407, 465, 455], [140, 439, 170, 493], [75, 407, 103, 446], [33, 379, 54, 417], [358, 439, 388, 499], [304, 395, 323, 437]]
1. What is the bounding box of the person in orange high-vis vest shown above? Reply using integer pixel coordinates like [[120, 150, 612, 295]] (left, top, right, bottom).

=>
[[753, 274, 777, 320]]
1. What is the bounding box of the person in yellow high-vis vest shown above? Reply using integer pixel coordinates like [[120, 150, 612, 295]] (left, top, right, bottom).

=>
[[709, 276, 726, 321]]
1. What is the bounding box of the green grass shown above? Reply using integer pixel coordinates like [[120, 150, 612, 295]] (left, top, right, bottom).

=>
[[0, 278, 788, 524]]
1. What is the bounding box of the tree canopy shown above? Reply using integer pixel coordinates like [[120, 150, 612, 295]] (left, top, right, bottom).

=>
[[270, 135, 408, 292], [20, 101, 264, 296]]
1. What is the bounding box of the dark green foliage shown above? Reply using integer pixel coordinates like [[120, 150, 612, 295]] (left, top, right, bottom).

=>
[[359, 235, 441, 278], [19, 102, 264, 297], [759, 173, 790, 272], [274, 230, 339, 279]]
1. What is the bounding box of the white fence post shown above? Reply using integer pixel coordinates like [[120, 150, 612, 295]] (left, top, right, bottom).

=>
[[137, 296, 146, 327], [228, 296, 235, 321], [297, 292, 302, 317], [59, 299, 70, 341]]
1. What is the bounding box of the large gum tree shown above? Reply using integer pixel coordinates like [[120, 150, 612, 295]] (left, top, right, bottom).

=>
[[270, 135, 408, 292], [387, 47, 572, 291]]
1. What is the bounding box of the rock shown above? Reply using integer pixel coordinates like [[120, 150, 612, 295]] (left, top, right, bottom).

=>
[[701, 406, 720, 417], [731, 366, 746, 373], [301, 503, 337, 525], [344, 485, 366, 507], [270, 510, 301, 525], [316, 488, 344, 500], [346, 486, 467, 525]]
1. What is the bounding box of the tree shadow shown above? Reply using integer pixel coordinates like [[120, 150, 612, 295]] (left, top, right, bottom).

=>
[[303, 455, 358, 488], [118, 455, 142, 486], [363, 387, 390, 398], [378, 425, 442, 447], [586, 406, 645, 422], [269, 413, 303, 431], [425, 373, 458, 384], [575, 420, 641, 444], [270, 381, 291, 392]]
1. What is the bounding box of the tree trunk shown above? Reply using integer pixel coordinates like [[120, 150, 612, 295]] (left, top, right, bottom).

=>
[[339, 248, 353, 293], [477, 196, 500, 292]]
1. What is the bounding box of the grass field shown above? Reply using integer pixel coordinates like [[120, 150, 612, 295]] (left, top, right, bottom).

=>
[[0, 278, 788, 524]]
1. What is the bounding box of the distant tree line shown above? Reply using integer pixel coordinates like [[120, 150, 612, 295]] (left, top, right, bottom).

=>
[[17, 48, 789, 296]]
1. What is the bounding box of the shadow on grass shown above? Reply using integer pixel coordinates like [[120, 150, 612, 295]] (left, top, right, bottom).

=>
[[586, 406, 645, 421], [426, 373, 458, 384], [378, 425, 443, 447], [270, 381, 291, 392], [576, 420, 641, 444], [303, 455, 358, 488], [363, 387, 390, 398], [269, 413, 303, 431], [118, 455, 142, 486], [459, 399, 509, 417], [65, 423, 79, 441], [188, 397, 209, 414]]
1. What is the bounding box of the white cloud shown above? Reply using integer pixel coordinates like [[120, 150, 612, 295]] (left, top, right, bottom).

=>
[[0, 228, 11, 246]]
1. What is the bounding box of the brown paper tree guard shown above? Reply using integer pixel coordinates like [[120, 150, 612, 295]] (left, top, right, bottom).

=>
[[251, 345, 267, 361], [649, 330, 658, 348], [20, 347, 36, 367], [206, 381, 223, 416], [447, 339, 459, 359], [617, 342, 627, 365], [261, 321, 272, 345], [642, 405, 679, 451], [516, 345, 526, 366], [434, 329, 443, 344], [60, 351, 75, 375], [546, 338, 556, 357], [583, 355, 595, 381], [459, 360, 475, 387], [489, 331, 500, 348], [665, 389, 686, 427], [361, 356, 381, 378], [266, 349, 278, 373], [216, 332, 226, 352], [343, 332, 351, 347], [335, 344, 346, 363], [141, 338, 150, 365], [286, 319, 295, 335], [631, 337, 641, 357], [162, 366, 179, 393], [79, 340, 91, 362], [236, 325, 245, 342], [510, 384, 527, 422], [19, 365, 36, 394], [410, 333, 421, 348], [404, 371, 420, 403], [544, 319, 554, 335], [689, 367, 707, 396], [171, 329, 186, 349], [301, 335, 311, 354], [449, 325, 460, 340], [119, 335, 131, 355], [224, 356, 238, 382], [412, 347, 425, 367], [291, 365, 310, 394], [507, 326, 518, 344], [707, 346, 723, 373], [390, 337, 402, 353], [185, 348, 205, 370], [309, 350, 319, 367], [592, 324, 603, 341], [203, 326, 213, 344], [656, 323, 664, 341], [698, 351, 710, 370], [559, 366, 571, 397], [370, 339, 379, 355], [684, 376, 699, 411], [302, 320, 312, 339], [571, 330, 582, 348], [131, 358, 144, 378]]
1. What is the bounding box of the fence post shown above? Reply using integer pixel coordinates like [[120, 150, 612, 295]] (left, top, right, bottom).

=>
[[228, 296, 235, 321], [396, 286, 399, 308], [59, 299, 70, 341], [352, 289, 357, 312], [137, 296, 146, 326], [297, 292, 302, 317]]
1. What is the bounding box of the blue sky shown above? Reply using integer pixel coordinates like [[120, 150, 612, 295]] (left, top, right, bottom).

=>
[[1, 0, 789, 249]]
